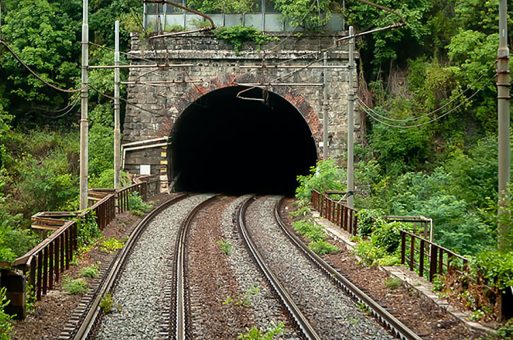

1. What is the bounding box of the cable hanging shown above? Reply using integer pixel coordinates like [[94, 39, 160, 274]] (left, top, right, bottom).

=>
[[0, 39, 80, 93]]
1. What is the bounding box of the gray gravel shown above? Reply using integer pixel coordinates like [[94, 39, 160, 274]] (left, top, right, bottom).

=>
[[245, 196, 394, 340], [219, 196, 300, 339], [95, 194, 213, 339]]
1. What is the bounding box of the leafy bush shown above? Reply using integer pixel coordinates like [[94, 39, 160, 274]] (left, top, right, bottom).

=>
[[292, 220, 325, 242], [76, 212, 101, 248], [214, 26, 277, 52], [355, 240, 387, 267], [470, 251, 513, 291], [63, 278, 88, 295], [128, 192, 152, 216], [371, 221, 404, 253], [355, 209, 385, 237], [295, 159, 345, 205], [0, 288, 12, 339]]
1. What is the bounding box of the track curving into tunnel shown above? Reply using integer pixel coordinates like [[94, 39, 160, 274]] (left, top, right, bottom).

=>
[[169, 86, 317, 196]]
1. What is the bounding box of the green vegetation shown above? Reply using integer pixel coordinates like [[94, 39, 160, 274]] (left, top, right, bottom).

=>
[[79, 264, 100, 279], [100, 237, 125, 253], [237, 322, 285, 340], [223, 285, 261, 308], [0, 288, 13, 340], [296, 159, 345, 206], [128, 192, 152, 216], [76, 212, 101, 248], [384, 277, 402, 290], [99, 293, 121, 314], [217, 239, 233, 256], [214, 26, 277, 53], [292, 219, 339, 256], [63, 278, 88, 295]]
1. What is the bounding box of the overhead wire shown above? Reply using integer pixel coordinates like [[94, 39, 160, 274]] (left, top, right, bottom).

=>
[[358, 71, 495, 123], [359, 86, 484, 129], [0, 39, 80, 93]]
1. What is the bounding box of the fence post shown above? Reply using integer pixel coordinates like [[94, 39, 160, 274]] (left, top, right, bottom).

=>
[[429, 245, 438, 282], [409, 235, 415, 271], [400, 231, 406, 264], [419, 239, 425, 278]]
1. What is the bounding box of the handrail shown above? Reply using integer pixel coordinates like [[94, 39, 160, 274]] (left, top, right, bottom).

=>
[[310, 190, 469, 283], [8, 179, 160, 307]]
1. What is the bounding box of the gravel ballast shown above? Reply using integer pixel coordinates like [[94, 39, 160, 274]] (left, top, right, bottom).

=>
[[245, 196, 394, 340], [95, 194, 213, 339]]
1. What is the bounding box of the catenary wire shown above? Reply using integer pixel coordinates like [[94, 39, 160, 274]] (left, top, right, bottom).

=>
[[0, 39, 80, 93]]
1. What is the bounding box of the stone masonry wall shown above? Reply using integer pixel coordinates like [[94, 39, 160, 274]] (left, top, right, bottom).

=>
[[123, 32, 358, 184]]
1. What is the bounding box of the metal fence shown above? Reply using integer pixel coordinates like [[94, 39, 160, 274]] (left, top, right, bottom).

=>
[[400, 230, 468, 282], [311, 190, 358, 235], [311, 190, 468, 284], [4, 179, 161, 318]]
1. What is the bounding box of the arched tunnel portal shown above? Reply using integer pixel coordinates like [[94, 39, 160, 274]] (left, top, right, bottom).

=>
[[169, 86, 318, 196]]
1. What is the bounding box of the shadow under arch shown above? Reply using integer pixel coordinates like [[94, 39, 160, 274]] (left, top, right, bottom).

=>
[[169, 86, 318, 196]]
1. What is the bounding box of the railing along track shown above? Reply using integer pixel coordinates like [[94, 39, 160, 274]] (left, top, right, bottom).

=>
[[237, 196, 321, 340], [274, 198, 422, 340], [72, 193, 188, 340]]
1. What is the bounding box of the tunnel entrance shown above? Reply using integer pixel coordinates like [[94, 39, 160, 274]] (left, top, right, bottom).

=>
[[169, 86, 318, 196]]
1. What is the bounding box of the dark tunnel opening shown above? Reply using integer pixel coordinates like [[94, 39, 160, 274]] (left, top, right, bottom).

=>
[[169, 86, 318, 196]]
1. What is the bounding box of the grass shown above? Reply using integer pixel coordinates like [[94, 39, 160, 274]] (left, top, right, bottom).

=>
[[100, 237, 125, 253], [80, 264, 99, 278], [308, 240, 340, 255], [384, 277, 402, 290], [237, 322, 285, 340], [63, 278, 88, 295]]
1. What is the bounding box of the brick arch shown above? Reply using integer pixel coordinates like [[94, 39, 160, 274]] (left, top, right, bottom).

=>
[[157, 74, 322, 146]]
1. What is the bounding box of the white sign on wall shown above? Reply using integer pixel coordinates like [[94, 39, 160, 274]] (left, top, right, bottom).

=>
[[140, 164, 151, 175]]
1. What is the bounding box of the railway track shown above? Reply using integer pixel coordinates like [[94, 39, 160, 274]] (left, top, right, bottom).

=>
[[272, 198, 422, 340], [68, 194, 421, 339], [71, 193, 189, 339]]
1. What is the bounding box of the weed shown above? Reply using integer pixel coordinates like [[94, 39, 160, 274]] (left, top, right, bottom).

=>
[[497, 318, 513, 339], [292, 220, 326, 242], [99, 293, 121, 314], [469, 309, 485, 321], [128, 192, 152, 216], [223, 296, 234, 305], [80, 264, 99, 279], [241, 285, 261, 307], [308, 240, 339, 255], [101, 237, 125, 253], [217, 239, 233, 256], [384, 277, 402, 290], [63, 278, 88, 295], [0, 288, 12, 339], [356, 301, 371, 316], [290, 206, 310, 218], [432, 274, 445, 292], [238, 322, 285, 340]]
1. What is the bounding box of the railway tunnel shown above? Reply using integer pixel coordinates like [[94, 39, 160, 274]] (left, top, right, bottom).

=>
[[169, 86, 318, 196]]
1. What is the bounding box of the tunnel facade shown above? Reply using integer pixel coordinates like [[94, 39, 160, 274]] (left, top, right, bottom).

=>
[[122, 32, 358, 192], [170, 86, 317, 195]]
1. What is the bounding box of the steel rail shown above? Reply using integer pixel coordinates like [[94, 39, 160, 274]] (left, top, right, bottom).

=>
[[72, 193, 188, 340], [237, 197, 321, 340], [273, 199, 423, 340], [172, 195, 218, 340]]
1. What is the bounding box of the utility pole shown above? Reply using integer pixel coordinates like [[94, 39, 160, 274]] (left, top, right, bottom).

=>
[[114, 20, 121, 189], [323, 52, 329, 159], [79, 0, 89, 210], [347, 26, 355, 208], [497, 0, 511, 252]]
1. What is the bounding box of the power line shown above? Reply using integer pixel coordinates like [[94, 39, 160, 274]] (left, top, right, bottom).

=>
[[359, 87, 482, 129], [358, 72, 495, 123], [0, 39, 80, 93]]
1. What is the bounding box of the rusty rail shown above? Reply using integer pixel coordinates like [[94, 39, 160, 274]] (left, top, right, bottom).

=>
[[311, 190, 358, 235], [400, 230, 468, 282], [9, 179, 161, 306]]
